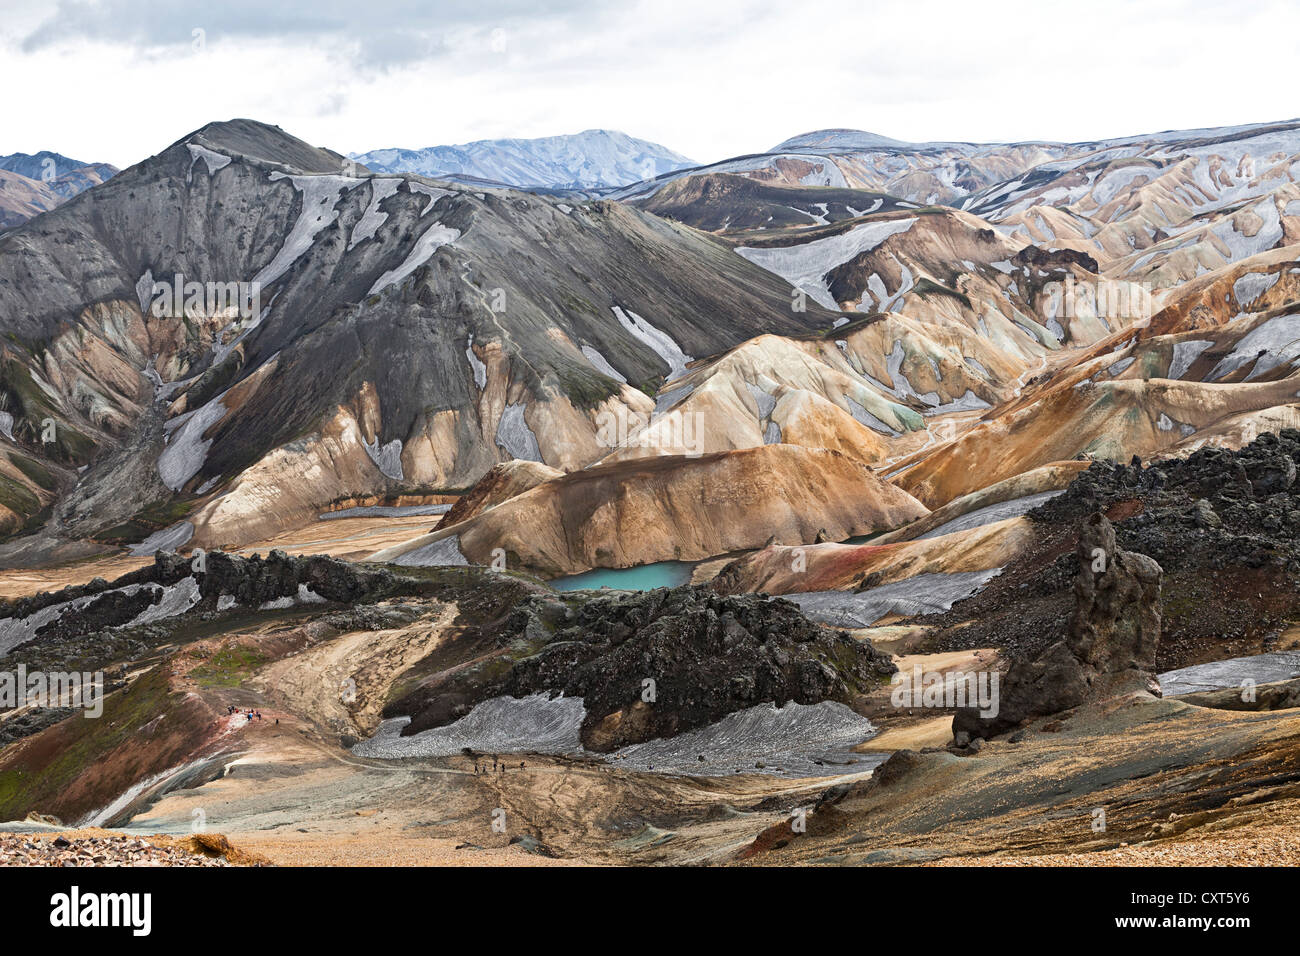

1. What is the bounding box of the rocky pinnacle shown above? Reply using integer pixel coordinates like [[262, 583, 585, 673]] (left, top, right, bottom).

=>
[[953, 512, 1163, 741]]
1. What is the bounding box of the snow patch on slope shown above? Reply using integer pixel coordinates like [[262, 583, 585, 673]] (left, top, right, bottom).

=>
[[1233, 271, 1280, 309], [186, 144, 231, 181], [0, 594, 98, 657], [611, 307, 692, 382], [347, 177, 402, 250], [1211, 200, 1283, 265], [735, 218, 918, 310], [127, 577, 202, 626], [255, 174, 360, 287], [158, 392, 229, 491], [466, 334, 487, 390], [1168, 339, 1214, 380], [355, 694, 585, 758], [495, 403, 542, 461], [581, 345, 626, 383], [129, 521, 195, 556], [363, 436, 404, 480], [786, 568, 1003, 627], [368, 222, 461, 295], [409, 182, 455, 214], [393, 534, 470, 567], [611, 700, 881, 778], [1208, 314, 1300, 382]]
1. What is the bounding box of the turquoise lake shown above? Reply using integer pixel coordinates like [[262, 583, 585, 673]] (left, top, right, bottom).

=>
[[548, 560, 695, 592]]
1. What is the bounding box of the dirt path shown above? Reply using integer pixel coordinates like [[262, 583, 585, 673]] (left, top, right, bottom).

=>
[[250, 603, 458, 738]]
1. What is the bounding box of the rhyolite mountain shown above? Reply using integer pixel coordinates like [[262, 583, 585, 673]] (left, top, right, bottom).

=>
[[0, 118, 834, 559], [3, 113, 1300, 585], [616, 118, 1300, 213], [351, 129, 695, 191], [371, 115, 1300, 580]]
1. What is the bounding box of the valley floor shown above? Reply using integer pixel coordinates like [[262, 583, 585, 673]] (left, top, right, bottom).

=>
[[3, 508, 1299, 867], [101, 661, 1300, 866]]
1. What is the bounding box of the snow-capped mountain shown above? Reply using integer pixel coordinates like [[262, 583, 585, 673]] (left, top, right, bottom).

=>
[[351, 129, 695, 191]]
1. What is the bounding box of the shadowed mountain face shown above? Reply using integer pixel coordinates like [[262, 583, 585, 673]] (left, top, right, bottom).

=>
[[0, 118, 835, 555], [638, 173, 910, 233]]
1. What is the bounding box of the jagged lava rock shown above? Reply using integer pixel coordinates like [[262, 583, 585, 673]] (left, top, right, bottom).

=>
[[389, 584, 896, 751], [953, 513, 1162, 740]]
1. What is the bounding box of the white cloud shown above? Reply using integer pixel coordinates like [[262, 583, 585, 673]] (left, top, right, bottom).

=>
[[0, 0, 1296, 169]]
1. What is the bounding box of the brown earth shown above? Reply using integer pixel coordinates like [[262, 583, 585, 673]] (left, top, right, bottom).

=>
[[373, 444, 929, 575]]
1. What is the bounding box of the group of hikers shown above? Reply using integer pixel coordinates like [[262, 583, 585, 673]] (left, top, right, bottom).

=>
[[225, 705, 274, 724], [474, 759, 525, 774]]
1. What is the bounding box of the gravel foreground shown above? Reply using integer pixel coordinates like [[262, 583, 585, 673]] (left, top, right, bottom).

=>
[[0, 829, 265, 867]]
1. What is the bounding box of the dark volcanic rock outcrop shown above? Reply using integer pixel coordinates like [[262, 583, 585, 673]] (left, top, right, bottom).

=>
[[389, 584, 896, 751], [953, 513, 1162, 740], [197, 549, 397, 604], [0, 550, 402, 666], [1033, 431, 1300, 574], [918, 431, 1300, 672]]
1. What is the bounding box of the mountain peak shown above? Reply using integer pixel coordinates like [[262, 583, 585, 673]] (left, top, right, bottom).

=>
[[180, 118, 350, 175], [770, 129, 913, 152]]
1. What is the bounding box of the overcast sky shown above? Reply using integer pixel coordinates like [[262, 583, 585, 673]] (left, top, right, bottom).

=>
[[2, 0, 1297, 169]]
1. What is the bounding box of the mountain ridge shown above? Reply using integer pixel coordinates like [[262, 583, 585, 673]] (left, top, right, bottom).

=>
[[769, 117, 1300, 153], [0, 150, 118, 230], [0, 117, 836, 557]]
